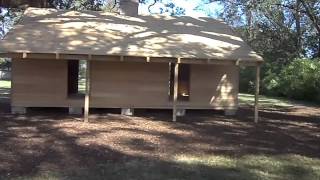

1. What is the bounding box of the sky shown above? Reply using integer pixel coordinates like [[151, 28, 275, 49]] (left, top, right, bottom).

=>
[[0, 8, 11, 37], [139, 0, 222, 17]]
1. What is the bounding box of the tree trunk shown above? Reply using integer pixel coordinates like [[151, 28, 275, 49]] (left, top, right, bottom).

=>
[[299, 0, 320, 34], [246, 9, 253, 41], [318, 36, 320, 58], [294, 0, 302, 57]]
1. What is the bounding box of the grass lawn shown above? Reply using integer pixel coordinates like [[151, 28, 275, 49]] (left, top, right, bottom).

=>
[[239, 93, 293, 108], [0, 80, 11, 89], [239, 93, 320, 108], [5, 153, 319, 180], [173, 154, 320, 180], [0, 80, 11, 99]]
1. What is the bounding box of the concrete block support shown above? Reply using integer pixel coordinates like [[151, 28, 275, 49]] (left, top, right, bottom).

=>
[[176, 109, 186, 116], [69, 107, 82, 115], [11, 106, 27, 114], [121, 108, 134, 116], [224, 109, 237, 116]]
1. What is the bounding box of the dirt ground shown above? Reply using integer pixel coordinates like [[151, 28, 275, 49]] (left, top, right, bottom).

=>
[[0, 89, 319, 179]]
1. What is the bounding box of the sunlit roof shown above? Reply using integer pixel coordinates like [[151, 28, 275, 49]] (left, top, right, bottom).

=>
[[0, 7, 263, 62]]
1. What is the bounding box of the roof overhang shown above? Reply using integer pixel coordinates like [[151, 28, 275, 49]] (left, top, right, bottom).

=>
[[0, 52, 262, 66], [0, 8, 263, 66]]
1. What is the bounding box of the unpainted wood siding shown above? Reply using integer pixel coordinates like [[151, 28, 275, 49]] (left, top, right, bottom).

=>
[[186, 64, 239, 109], [90, 61, 169, 108], [11, 59, 81, 107], [11, 59, 238, 109]]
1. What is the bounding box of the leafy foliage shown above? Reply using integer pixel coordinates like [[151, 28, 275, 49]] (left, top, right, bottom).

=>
[[160, 2, 186, 16], [263, 59, 320, 102], [0, 58, 11, 70], [280, 59, 320, 101], [215, 0, 320, 102], [0, 7, 23, 38]]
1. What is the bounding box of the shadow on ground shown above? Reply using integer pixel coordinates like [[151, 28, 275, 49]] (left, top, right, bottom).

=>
[[0, 87, 10, 113], [0, 94, 319, 179]]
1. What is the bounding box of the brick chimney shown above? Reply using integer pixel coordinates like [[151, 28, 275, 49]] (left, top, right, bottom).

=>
[[119, 0, 139, 16]]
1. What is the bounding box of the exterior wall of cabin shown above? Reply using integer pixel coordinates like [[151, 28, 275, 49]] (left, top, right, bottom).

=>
[[90, 61, 239, 109], [90, 61, 170, 108], [187, 64, 239, 109], [11, 58, 81, 107], [11, 58, 239, 110]]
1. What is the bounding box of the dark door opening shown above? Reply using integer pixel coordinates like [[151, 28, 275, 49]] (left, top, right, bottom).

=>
[[169, 63, 190, 101], [67, 60, 86, 97]]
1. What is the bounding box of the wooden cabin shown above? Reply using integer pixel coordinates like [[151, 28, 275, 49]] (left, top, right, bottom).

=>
[[0, 7, 263, 122]]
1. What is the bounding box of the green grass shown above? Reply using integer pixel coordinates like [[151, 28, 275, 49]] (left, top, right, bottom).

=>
[[0, 80, 11, 89], [78, 78, 86, 94], [238, 93, 316, 108], [5, 154, 320, 180], [173, 154, 320, 180]]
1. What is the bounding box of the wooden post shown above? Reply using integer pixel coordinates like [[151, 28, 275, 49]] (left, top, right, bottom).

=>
[[173, 62, 179, 122], [84, 60, 91, 122], [254, 64, 260, 123]]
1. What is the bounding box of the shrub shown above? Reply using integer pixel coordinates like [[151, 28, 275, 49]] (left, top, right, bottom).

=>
[[240, 58, 320, 103], [239, 66, 255, 94], [278, 59, 320, 102]]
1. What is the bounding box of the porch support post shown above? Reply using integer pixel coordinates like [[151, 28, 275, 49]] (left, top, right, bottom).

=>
[[84, 60, 91, 122], [173, 61, 179, 122], [254, 64, 260, 123]]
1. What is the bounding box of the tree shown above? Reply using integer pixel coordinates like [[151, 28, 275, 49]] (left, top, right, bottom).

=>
[[298, 0, 320, 57], [0, 0, 50, 8]]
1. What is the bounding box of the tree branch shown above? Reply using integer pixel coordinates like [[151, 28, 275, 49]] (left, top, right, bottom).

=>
[[299, 0, 320, 34], [110, 0, 117, 10], [148, 0, 157, 13]]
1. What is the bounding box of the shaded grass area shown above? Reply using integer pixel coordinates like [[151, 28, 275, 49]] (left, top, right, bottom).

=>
[[239, 93, 318, 108], [5, 154, 320, 180], [0, 110, 319, 180], [173, 154, 320, 180]]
